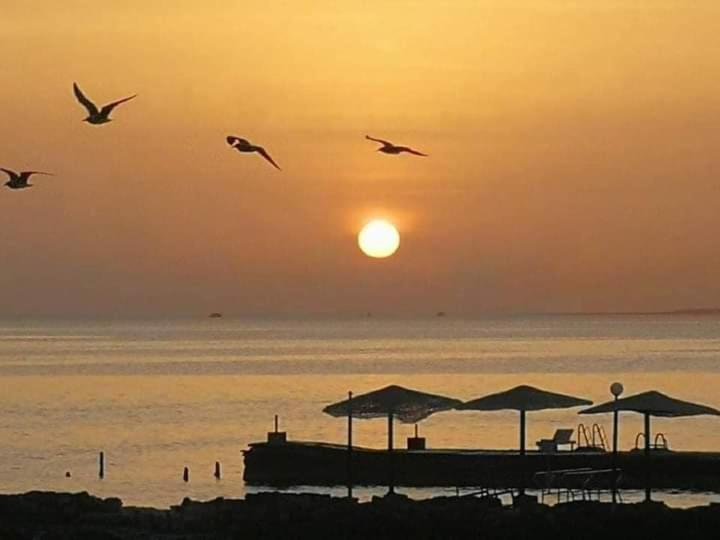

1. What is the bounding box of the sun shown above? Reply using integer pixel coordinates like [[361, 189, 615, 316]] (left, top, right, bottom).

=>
[[358, 220, 400, 258]]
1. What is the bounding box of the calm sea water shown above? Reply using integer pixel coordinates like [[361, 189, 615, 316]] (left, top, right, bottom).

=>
[[1, 316, 719, 508]]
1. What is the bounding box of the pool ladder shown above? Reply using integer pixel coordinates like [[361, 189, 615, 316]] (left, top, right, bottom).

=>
[[634, 432, 669, 450], [577, 423, 609, 451]]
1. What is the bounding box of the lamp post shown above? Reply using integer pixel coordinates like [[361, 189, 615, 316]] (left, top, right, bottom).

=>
[[387, 410, 395, 493], [347, 391, 353, 499], [610, 382, 624, 504]]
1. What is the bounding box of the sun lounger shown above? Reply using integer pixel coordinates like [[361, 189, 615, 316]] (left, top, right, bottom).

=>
[[536, 428, 576, 453]]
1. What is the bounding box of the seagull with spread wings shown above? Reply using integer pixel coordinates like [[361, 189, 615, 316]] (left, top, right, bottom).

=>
[[365, 135, 428, 156], [226, 136, 281, 170], [1, 168, 53, 190], [73, 82, 137, 125]]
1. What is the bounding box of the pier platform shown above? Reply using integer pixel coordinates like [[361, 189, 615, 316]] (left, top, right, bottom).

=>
[[243, 440, 720, 490]]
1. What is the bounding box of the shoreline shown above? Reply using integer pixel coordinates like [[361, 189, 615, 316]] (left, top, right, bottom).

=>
[[2, 490, 720, 539]]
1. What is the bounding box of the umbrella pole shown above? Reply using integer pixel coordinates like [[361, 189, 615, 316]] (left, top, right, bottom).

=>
[[612, 404, 619, 504], [519, 409, 526, 495], [347, 391, 353, 499], [644, 412, 651, 502], [388, 412, 395, 494]]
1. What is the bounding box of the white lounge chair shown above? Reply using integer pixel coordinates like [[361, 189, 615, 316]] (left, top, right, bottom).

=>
[[536, 429, 576, 453]]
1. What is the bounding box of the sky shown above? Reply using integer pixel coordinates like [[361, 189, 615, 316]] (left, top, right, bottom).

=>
[[1, 1, 719, 317]]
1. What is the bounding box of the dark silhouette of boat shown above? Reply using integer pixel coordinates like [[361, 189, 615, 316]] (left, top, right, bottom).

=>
[[208, 312, 223, 319]]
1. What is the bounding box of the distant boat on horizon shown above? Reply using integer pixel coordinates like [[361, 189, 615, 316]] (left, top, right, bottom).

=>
[[208, 312, 223, 319]]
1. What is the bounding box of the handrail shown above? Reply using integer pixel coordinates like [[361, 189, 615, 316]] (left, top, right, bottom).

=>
[[634, 432, 645, 450], [577, 424, 592, 448], [591, 424, 609, 451], [578, 423, 608, 450], [635, 432, 670, 450], [535, 467, 622, 503], [534, 467, 593, 482], [654, 433, 668, 449]]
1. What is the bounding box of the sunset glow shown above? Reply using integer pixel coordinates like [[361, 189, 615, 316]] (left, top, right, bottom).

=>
[[1, 1, 719, 316], [3, 0, 720, 525], [358, 220, 400, 259]]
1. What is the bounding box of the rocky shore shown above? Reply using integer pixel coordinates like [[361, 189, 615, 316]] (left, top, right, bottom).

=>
[[1, 490, 720, 539]]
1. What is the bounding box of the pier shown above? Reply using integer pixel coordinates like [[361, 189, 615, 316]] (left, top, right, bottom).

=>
[[243, 440, 720, 491]]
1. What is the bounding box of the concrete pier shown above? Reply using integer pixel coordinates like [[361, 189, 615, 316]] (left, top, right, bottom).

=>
[[243, 440, 720, 491]]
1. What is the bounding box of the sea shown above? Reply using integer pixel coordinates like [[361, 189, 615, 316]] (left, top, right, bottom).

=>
[[1, 315, 719, 508]]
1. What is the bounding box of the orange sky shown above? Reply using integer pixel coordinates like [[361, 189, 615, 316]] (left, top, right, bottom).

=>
[[1, 1, 719, 316]]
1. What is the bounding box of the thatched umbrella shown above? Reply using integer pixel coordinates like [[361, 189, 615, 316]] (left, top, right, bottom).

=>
[[580, 390, 720, 501], [323, 384, 461, 493], [456, 385, 593, 455], [456, 385, 592, 495]]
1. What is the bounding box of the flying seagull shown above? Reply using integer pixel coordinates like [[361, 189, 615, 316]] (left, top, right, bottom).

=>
[[226, 136, 281, 170], [1, 168, 53, 190], [73, 82, 137, 125], [365, 135, 427, 156]]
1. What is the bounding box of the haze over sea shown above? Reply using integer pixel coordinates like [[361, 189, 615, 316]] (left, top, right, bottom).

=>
[[1, 315, 719, 507]]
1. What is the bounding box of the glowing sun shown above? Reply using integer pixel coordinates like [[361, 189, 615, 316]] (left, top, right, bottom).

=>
[[358, 219, 400, 258]]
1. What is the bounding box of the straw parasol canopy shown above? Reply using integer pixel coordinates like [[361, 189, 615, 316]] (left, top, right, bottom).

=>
[[324, 384, 462, 424], [579, 391, 720, 418], [580, 390, 720, 500], [324, 385, 461, 493], [456, 385, 593, 454]]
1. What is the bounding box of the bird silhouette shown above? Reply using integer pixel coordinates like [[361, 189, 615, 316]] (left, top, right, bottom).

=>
[[1, 168, 53, 190], [73, 82, 137, 125], [365, 135, 427, 156], [226, 136, 281, 170]]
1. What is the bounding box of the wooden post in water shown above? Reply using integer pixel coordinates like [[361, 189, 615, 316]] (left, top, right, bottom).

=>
[[183, 467, 190, 483], [347, 391, 353, 499], [214, 461, 221, 480], [99, 451, 105, 479]]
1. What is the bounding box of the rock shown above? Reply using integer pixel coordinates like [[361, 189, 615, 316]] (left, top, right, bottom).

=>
[[1, 490, 720, 539]]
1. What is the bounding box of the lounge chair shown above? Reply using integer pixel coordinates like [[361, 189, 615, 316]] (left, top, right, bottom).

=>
[[536, 429, 576, 453]]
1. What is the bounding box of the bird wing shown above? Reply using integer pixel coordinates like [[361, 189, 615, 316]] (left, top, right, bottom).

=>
[[22, 171, 54, 180], [256, 147, 281, 170], [400, 147, 428, 157], [0, 168, 19, 181], [366, 135, 393, 147], [226, 136, 251, 147], [73, 83, 99, 115], [100, 94, 137, 116]]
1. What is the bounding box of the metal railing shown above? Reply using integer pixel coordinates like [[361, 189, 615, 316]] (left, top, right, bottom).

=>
[[534, 468, 623, 504], [592, 424, 609, 451], [577, 423, 609, 451], [634, 432, 670, 451]]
